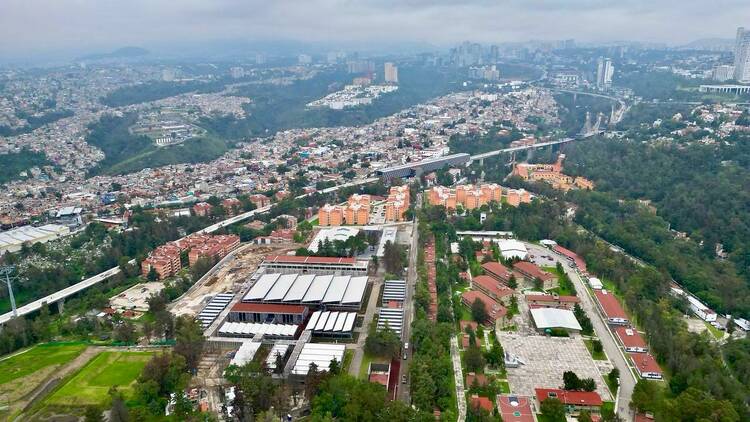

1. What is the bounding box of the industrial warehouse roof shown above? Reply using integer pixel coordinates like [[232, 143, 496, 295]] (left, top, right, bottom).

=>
[[377, 308, 404, 336], [292, 343, 346, 375], [197, 293, 234, 328], [265, 344, 290, 370], [529, 308, 582, 331], [242, 273, 368, 307], [305, 311, 356, 333], [263, 255, 357, 265], [382, 280, 406, 304], [219, 321, 298, 338]]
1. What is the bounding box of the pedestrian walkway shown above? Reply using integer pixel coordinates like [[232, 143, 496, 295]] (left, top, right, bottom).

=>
[[348, 279, 383, 377], [450, 336, 466, 422]]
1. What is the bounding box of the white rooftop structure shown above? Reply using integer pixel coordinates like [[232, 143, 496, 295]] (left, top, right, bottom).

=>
[[243, 273, 368, 309], [382, 280, 406, 305], [588, 277, 603, 290], [219, 321, 298, 338], [265, 344, 291, 370], [0, 224, 70, 254], [377, 308, 404, 336], [197, 293, 234, 328], [292, 343, 346, 375], [376, 227, 398, 257], [308, 227, 360, 252], [230, 342, 262, 366], [305, 311, 356, 335], [530, 308, 582, 332], [497, 239, 529, 260]]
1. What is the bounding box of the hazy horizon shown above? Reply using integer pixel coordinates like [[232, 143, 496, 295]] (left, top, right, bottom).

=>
[[1, 0, 748, 60]]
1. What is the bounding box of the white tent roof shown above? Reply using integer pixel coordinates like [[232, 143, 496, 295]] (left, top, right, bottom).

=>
[[530, 308, 582, 331]]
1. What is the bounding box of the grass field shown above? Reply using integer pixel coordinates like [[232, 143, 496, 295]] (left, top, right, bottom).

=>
[[704, 322, 725, 340], [0, 343, 87, 385], [584, 339, 607, 360], [45, 351, 153, 406]]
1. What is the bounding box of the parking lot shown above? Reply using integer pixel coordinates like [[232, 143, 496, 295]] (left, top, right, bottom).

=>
[[499, 332, 612, 401]]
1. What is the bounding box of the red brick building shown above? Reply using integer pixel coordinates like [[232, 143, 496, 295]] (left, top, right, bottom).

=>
[[193, 202, 214, 217], [481, 261, 514, 284], [513, 261, 557, 290]]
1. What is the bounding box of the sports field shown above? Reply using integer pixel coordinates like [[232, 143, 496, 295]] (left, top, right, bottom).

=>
[[45, 351, 153, 406], [0, 343, 87, 385]]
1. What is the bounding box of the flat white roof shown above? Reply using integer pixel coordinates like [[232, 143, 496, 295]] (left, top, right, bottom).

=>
[[243, 273, 281, 301], [230, 342, 262, 366], [283, 274, 316, 302], [308, 227, 360, 252], [303, 275, 333, 303], [341, 276, 368, 304], [264, 273, 298, 301], [292, 343, 346, 375], [322, 276, 350, 303], [530, 308, 582, 331]]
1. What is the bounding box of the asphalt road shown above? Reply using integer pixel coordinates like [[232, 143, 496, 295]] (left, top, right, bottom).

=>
[[397, 193, 421, 403], [526, 243, 636, 422]]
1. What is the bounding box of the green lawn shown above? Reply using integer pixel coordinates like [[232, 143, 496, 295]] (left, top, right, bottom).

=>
[[704, 322, 724, 340], [0, 343, 87, 385], [45, 351, 153, 406], [584, 339, 607, 360], [497, 380, 510, 394], [359, 353, 387, 380]]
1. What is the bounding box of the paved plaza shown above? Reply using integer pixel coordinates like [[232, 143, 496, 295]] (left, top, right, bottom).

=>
[[499, 332, 612, 401]]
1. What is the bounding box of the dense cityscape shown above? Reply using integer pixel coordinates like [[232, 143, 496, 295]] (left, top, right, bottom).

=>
[[1, 3, 750, 422]]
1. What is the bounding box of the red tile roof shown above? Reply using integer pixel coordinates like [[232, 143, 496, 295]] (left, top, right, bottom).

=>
[[466, 372, 488, 387], [553, 245, 587, 271], [594, 290, 628, 320], [482, 261, 513, 280], [630, 353, 661, 375], [535, 388, 603, 407], [461, 290, 507, 324], [525, 294, 579, 303], [470, 395, 494, 412], [513, 261, 556, 281], [473, 275, 514, 299], [231, 302, 307, 314], [614, 327, 647, 350]]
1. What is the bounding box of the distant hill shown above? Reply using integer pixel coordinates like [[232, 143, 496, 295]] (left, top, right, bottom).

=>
[[77, 46, 149, 61], [678, 38, 735, 52]]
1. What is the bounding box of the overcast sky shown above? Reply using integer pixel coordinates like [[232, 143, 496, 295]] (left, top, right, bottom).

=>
[[1, 0, 747, 56]]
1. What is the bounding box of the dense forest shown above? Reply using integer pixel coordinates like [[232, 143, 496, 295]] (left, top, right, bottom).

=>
[[85, 113, 233, 175], [0, 149, 52, 184], [0, 109, 74, 137], [201, 66, 465, 140], [100, 79, 228, 107], [553, 92, 617, 136], [564, 136, 750, 315]]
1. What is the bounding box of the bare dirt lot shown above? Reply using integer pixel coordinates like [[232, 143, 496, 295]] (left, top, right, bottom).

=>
[[170, 243, 299, 317]]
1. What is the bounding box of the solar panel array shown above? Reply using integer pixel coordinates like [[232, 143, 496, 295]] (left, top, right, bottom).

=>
[[197, 293, 234, 329], [305, 311, 357, 334], [292, 343, 346, 375], [377, 308, 404, 336], [219, 321, 298, 338], [382, 280, 406, 305], [242, 273, 368, 308]]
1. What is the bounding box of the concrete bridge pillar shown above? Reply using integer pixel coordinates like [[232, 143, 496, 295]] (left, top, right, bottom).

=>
[[56, 298, 65, 314]]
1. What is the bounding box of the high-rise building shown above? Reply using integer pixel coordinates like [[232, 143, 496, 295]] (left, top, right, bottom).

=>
[[384, 62, 399, 84], [596, 57, 614, 90], [713, 65, 736, 82], [733, 27, 750, 83]]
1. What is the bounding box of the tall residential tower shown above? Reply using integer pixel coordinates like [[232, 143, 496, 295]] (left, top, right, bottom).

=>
[[734, 27, 750, 83], [596, 57, 614, 90]]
